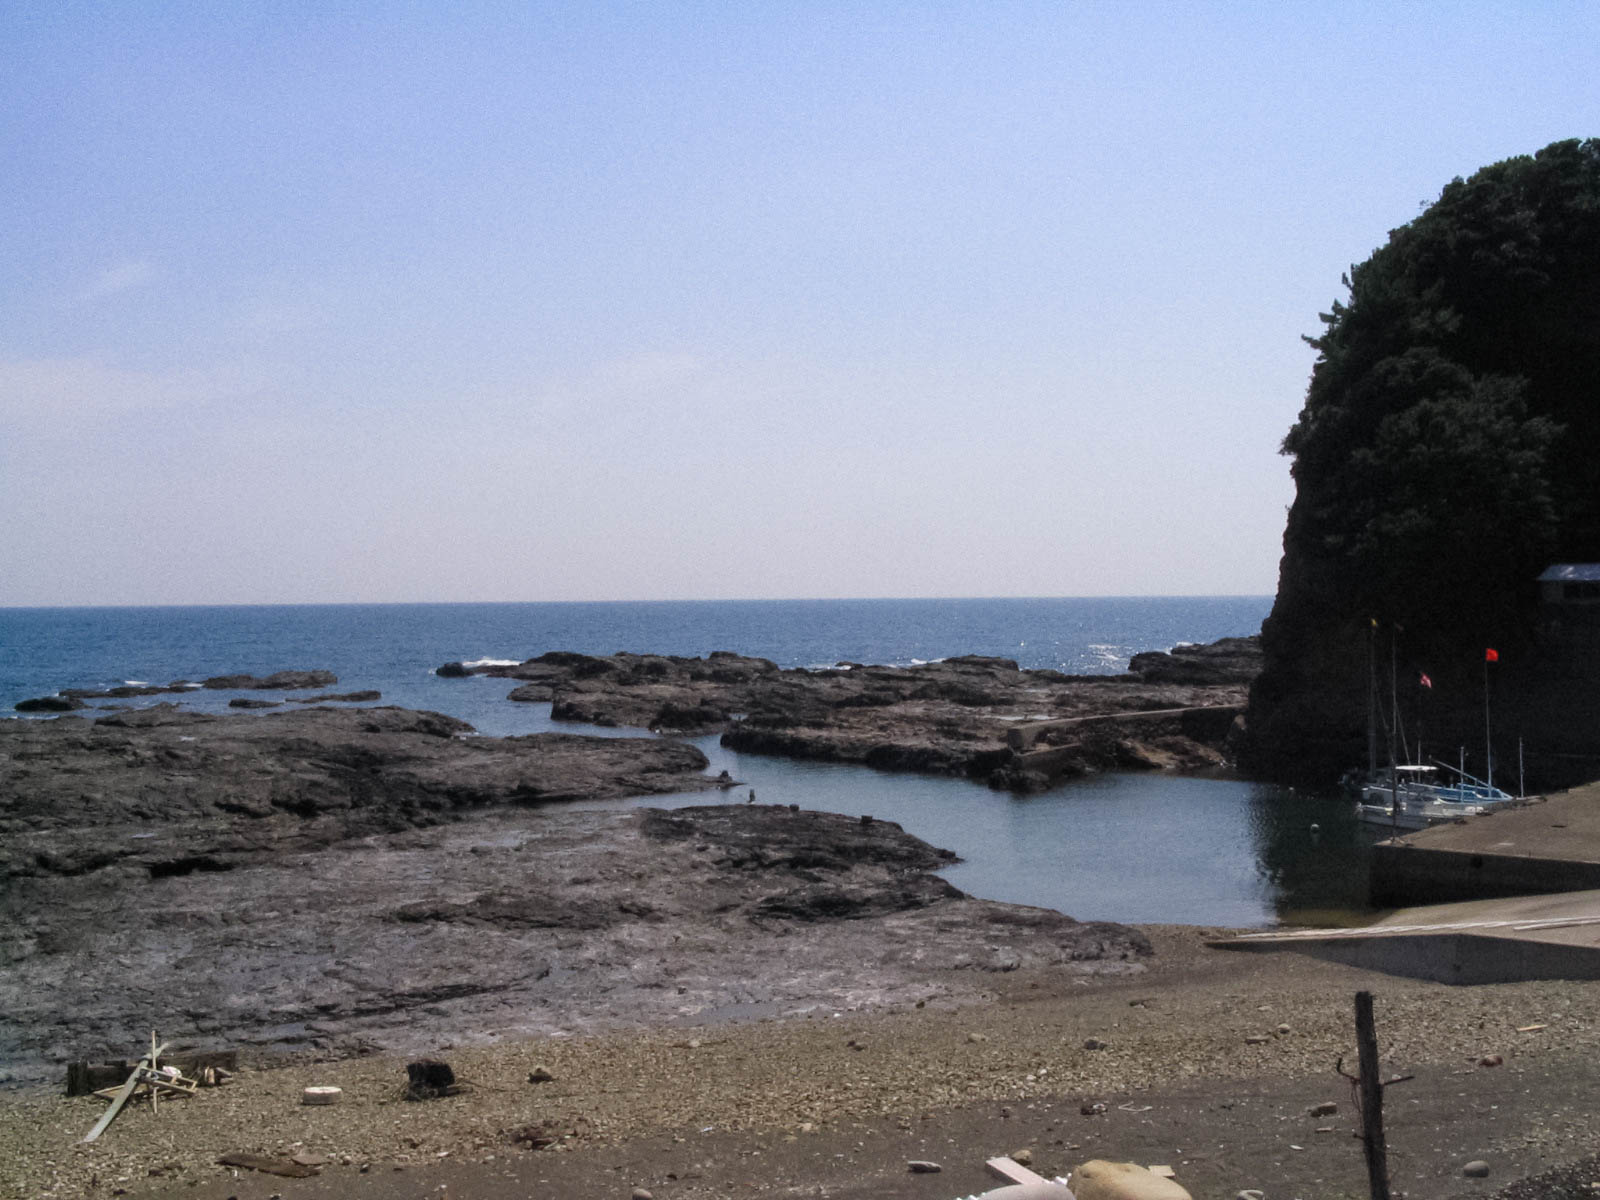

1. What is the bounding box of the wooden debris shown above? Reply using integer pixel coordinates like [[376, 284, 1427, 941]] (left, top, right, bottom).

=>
[[986, 1156, 1049, 1187], [217, 1151, 321, 1178], [67, 1049, 237, 1096], [81, 1033, 186, 1143]]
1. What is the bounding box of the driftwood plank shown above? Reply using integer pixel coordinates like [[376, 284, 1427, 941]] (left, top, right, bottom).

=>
[[81, 1069, 142, 1144], [986, 1157, 1049, 1186], [79, 1039, 168, 1144]]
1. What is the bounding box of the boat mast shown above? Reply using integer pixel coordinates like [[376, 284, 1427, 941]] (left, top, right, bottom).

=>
[[1390, 628, 1401, 762], [1367, 620, 1378, 776], [1389, 626, 1399, 811]]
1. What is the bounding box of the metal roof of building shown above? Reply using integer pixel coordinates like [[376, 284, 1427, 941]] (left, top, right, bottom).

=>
[[1538, 563, 1600, 582]]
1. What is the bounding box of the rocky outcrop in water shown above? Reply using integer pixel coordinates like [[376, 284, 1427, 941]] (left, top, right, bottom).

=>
[[200, 669, 338, 690], [12, 696, 83, 713], [1127, 637, 1262, 684], [13, 669, 350, 712], [440, 642, 1259, 791]]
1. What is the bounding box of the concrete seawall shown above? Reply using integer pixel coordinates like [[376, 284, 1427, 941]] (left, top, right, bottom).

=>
[[1369, 782, 1600, 907]]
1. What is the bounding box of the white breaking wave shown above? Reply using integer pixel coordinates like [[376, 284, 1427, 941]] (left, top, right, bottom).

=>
[[124, 680, 148, 686], [1085, 643, 1130, 671], [462, 657, 521, 668]]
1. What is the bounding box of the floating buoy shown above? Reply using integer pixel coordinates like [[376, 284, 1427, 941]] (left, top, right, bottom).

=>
[[302, 1085, 342, 1105]]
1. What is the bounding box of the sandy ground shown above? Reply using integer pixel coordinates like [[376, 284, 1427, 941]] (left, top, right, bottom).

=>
[[5, 927, 1598, 1200]]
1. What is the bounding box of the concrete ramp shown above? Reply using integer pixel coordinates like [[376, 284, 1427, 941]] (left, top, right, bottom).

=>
[[1210, 890, 1600, 985]]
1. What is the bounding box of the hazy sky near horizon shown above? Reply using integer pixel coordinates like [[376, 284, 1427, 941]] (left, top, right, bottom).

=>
[[4, 4, 1598, 606]]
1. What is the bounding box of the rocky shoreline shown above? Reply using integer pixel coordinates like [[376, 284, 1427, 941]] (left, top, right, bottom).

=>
[[0, 703, 1147, 1093], [441, 635, 1262, 791], [1, 637, 1262, 1089], [0, 799, 1147, 1090]]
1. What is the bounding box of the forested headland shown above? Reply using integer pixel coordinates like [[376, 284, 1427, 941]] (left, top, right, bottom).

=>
[[1245, 139, 1600, 787]]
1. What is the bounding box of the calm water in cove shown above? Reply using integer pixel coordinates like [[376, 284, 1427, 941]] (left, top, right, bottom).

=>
[[0, 597, 1377, 926]]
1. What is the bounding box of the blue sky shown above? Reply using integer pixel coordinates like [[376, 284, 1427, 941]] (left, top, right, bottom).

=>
[[4, 2, 1597, 605]]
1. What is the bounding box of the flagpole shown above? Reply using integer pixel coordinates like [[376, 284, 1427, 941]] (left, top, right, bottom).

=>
[[1484, 653, 1493, 793]]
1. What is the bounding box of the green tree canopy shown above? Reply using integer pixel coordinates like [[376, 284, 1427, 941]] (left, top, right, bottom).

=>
[[1278, 138, 1600, 642]]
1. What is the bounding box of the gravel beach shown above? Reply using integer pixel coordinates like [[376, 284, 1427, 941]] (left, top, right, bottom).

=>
[[5, 926, 1598, 1200]]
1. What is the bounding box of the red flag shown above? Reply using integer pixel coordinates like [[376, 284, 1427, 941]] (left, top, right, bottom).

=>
[[1419, 672, 1433, 688], [1485, 648, 1499, 663]]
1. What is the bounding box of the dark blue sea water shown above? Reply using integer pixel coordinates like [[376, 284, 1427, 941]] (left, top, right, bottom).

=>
[[0, 597, 1374, 926]]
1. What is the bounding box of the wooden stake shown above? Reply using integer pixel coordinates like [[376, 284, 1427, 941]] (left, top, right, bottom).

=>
[[1355, 991, 1390, 1200]]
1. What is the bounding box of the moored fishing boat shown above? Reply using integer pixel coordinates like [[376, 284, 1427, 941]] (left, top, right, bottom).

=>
[[1350, 625, 1522, 829], [1355, 763, 1517, 830]]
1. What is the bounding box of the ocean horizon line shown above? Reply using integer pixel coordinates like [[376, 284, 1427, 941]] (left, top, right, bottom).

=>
[[0, 593, 1275, 613]]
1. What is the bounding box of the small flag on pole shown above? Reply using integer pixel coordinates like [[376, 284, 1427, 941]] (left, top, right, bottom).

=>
[[1485, 648, 1499, 663], [1419, 672, 1433, 688]]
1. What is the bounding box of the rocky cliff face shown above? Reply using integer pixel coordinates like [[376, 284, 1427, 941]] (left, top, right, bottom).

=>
[[1243, 140, 1600, 788]]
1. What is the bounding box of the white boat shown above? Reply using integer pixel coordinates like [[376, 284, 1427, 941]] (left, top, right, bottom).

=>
[[1355, 763, 1518, 830]]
